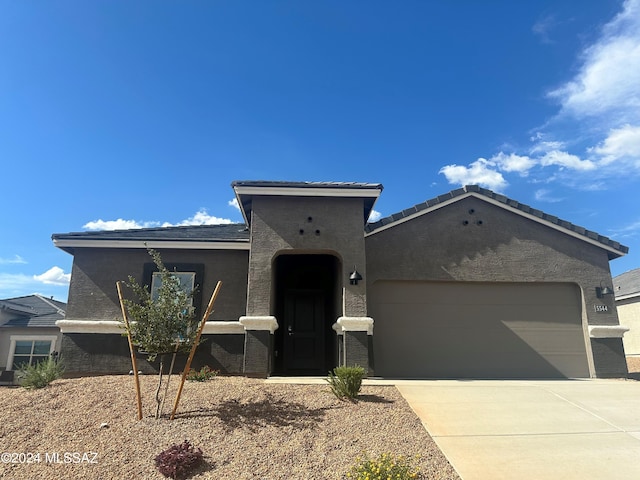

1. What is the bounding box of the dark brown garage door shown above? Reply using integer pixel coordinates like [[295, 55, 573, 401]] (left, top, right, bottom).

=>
[[370, 281, 590, 378]]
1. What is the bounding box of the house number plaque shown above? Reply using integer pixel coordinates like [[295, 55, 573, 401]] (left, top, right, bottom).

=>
[[593, 304, 609, 313]]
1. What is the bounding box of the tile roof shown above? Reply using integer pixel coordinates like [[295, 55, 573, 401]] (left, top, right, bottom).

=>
[[614, 268, 640, 299], [365, 185, 628, 259], [52, 224, 249, 242], [231, 180, 383, 190], [52, 224, 250, 253], [0, 295, 66, 328], [231, 179, 383, 225], [51, 183, 628, 261]]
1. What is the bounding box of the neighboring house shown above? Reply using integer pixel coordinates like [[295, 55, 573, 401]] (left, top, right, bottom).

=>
[[614, 268, 640, 358], [52, 182, 630, 379], [0, 295, 65, 383]]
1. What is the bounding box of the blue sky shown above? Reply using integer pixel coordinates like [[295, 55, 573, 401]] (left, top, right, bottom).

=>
[[1, 0, 639, 302]]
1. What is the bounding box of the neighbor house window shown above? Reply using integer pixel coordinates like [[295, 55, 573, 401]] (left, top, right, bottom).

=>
[[7, 336, 58, 370]]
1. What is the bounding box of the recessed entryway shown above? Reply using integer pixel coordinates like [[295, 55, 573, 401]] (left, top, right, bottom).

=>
[[273, 254, 340, 375]]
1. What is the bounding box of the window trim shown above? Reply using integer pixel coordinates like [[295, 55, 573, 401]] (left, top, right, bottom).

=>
[[6, 335, 58, 370]]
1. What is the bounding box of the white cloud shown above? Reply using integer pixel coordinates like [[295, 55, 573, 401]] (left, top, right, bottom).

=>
[[532, 14, 559, 44], [490, 152, 536, 175], [167, 209, 233, 226], [449, 1, 640, 191], [368, 209, 382, 222], [33, 266, 71, 286], [609, 218, 640, 239], [0, 272, 33, 290], [534, 189, 564, 203], [593, 124, 640, 166], [229, 198, 241, 211], [439, 158, 508, 191], [548, 0, 640, 124], [0, 271, 69, 301], [539, 150, 596, 171], [0, 254, 27, 265], [529, 139, 566, 154], [84, 209, 234, 231], [83, 219, 159, 231]]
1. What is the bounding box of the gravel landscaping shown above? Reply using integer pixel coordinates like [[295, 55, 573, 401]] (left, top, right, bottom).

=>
[[0, 375, 460, 480]]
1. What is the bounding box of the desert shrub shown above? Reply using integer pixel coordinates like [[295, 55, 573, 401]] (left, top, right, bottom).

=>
[[155, 440, 204, 480], [17, 356, 64, 390], [346, 452, 421, 480], [326, 365, 366, 400], [186, 366, 218, 382]]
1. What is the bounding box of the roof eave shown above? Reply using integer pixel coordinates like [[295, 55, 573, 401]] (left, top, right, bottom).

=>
[[52, 238, 251, 252], [232, 183, 383, 226], [615, 292, 640, 301]]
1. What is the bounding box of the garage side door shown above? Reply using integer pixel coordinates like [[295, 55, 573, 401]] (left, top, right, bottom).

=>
[[370, 281, 589, 378]]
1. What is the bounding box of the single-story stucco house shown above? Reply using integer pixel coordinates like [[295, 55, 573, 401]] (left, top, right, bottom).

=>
[[52, 181, 630, 378], [0, 295, 65, 384], [614, 268, 640, 359]]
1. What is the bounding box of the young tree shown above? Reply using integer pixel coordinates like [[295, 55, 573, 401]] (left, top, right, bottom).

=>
[[119, 248, 198, 419]]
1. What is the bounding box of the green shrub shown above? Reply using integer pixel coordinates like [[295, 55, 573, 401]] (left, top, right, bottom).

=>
[[186, 366, 218, 382], [346, 452, 421, 480], [17, 356, 65, 390], [326, 365, 366, 400]]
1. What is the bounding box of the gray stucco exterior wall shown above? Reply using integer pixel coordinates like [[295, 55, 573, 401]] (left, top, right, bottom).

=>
[[60, 333, 244, 375], [65, 248, 248, 323], [59, 247, 249, 375], [365, 196, 627, 377], [246, 196, 367, 318]]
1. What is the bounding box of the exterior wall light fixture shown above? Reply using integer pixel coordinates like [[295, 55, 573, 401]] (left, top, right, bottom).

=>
[[596, 282, 614, 298], [349, 267, 362, 285]]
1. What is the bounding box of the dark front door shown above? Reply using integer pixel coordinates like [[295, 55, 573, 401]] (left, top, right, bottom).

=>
[[283, 289, 325, 374]]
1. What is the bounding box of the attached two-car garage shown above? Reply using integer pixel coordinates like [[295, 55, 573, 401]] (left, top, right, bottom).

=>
[[370, 281, 590, 378]]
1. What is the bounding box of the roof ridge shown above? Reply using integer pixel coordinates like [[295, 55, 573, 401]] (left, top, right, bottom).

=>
[[35, 294, 66, 315]]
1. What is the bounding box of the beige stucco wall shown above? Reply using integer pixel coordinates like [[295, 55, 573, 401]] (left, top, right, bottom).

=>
[[617, 297, 640, 356], [0, 327, 62, 370]]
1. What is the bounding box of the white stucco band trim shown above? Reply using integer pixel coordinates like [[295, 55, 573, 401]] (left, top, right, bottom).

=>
[[202, 321, 245, 334], [588, 325, 630, 339], [57, 319, 247, 335], [56, 320, 123, 334], [239, 316, 279, 333], [334, 317, 374, 335]]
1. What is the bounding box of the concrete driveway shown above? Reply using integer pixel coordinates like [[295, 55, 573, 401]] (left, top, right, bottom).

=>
[[395, 379, 640, 480]]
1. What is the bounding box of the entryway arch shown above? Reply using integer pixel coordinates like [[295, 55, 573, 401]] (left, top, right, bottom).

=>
[[272, 253, 341, 375]]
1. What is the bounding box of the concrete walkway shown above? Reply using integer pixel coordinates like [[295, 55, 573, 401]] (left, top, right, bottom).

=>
[[395, 379, 640, 480]]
